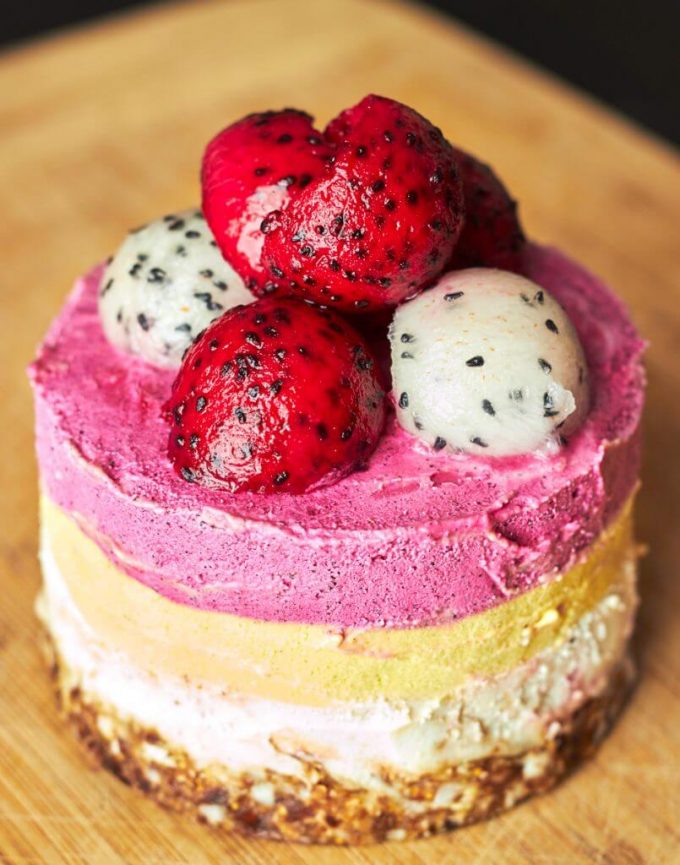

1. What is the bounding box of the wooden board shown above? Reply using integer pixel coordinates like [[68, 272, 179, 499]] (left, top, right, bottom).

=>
[[1, 0, 679, 862]]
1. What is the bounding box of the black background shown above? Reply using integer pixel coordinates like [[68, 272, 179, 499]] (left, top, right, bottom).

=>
[[3, 0, 678, 144]]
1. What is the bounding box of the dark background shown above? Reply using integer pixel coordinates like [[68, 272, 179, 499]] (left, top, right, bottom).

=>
[[3, 0, 678, 145]]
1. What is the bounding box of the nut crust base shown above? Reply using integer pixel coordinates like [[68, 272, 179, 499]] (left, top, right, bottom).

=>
[[45, 636, 633, 845]]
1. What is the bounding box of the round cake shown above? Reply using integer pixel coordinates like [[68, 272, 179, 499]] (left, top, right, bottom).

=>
[[29, 96, 645, 844]]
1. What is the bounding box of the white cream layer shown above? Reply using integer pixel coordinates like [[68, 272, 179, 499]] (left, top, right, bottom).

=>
[[38, 534, 636, 793]]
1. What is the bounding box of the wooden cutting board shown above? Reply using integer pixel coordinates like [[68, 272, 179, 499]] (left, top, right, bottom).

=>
[[1, 1, 678, 862]]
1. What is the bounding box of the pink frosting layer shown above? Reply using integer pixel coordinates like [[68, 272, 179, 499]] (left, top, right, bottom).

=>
[[30, 245, 645, 628]]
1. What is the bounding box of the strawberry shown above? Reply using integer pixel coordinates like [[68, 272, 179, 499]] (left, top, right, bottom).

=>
[[259, 95, 464, 313], [448, 148, 525, 272], [165, 297, 386, 493], [201, 110, 332, 294]]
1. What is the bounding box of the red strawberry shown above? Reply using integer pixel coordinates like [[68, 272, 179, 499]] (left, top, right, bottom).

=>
[[449, 148, 525, 272], [260, 95, 464, 313], [202, 110, 332, 294], [165, 297, 386, 493]]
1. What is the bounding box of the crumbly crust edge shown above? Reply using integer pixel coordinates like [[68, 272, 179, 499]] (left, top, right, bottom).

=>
[[42, 629, 635, 845]]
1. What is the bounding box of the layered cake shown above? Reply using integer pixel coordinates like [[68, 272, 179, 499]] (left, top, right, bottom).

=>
[[30, 96, 645, 844]]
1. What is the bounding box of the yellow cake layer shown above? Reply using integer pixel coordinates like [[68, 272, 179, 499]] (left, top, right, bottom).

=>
[[42, 495, 636, 706]]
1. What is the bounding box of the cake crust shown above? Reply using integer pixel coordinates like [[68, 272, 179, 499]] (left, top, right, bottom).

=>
[[45, 633, 634, 845]]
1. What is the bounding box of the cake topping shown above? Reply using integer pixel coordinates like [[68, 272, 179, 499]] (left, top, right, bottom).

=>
[[104, 96, 566, 488], [98, 209, 254, 368], [202, 110, 332, 295], [165, 297, 386, 493], [260, 95, 464, 312], [390, 268, 590, 456], [448, 148, 526, 272]]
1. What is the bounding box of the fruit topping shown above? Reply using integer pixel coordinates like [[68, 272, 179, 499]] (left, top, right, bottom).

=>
[[202, 110, 332, 294], [99, 209, 254, 368], [165, 296, 386, 492], [390, 268, 589, 456], [260, 95, 464, 312], [448, 148, 525, 271]]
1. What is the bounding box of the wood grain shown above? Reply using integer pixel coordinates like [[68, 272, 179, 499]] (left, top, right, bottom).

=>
[[1, 1, 679, 862]]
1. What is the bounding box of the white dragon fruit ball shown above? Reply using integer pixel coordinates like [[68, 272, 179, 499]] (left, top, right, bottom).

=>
[[390, 269, 590, 457], [98, 209, 255, 368]]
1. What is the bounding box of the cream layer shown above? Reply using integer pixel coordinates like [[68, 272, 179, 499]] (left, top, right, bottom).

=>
[[42, 495, 637, 705], [31, 246, 645, 629], [38, 531, 636, 792]]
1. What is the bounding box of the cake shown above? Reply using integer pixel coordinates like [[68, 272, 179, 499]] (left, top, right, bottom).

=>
[[29, 95, 645, 844]]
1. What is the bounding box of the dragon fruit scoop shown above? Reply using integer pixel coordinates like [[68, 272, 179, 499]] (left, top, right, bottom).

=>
[[98, 209, 255, 368], [165, 296, 387, 494], [260, 95, 465, 313], [201, 110, 332, 294], [390, 268, 590, 457], [448, 148, 526, 272]]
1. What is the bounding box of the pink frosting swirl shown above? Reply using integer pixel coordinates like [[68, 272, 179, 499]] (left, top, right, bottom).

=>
[[30, 244, 645, 628]]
